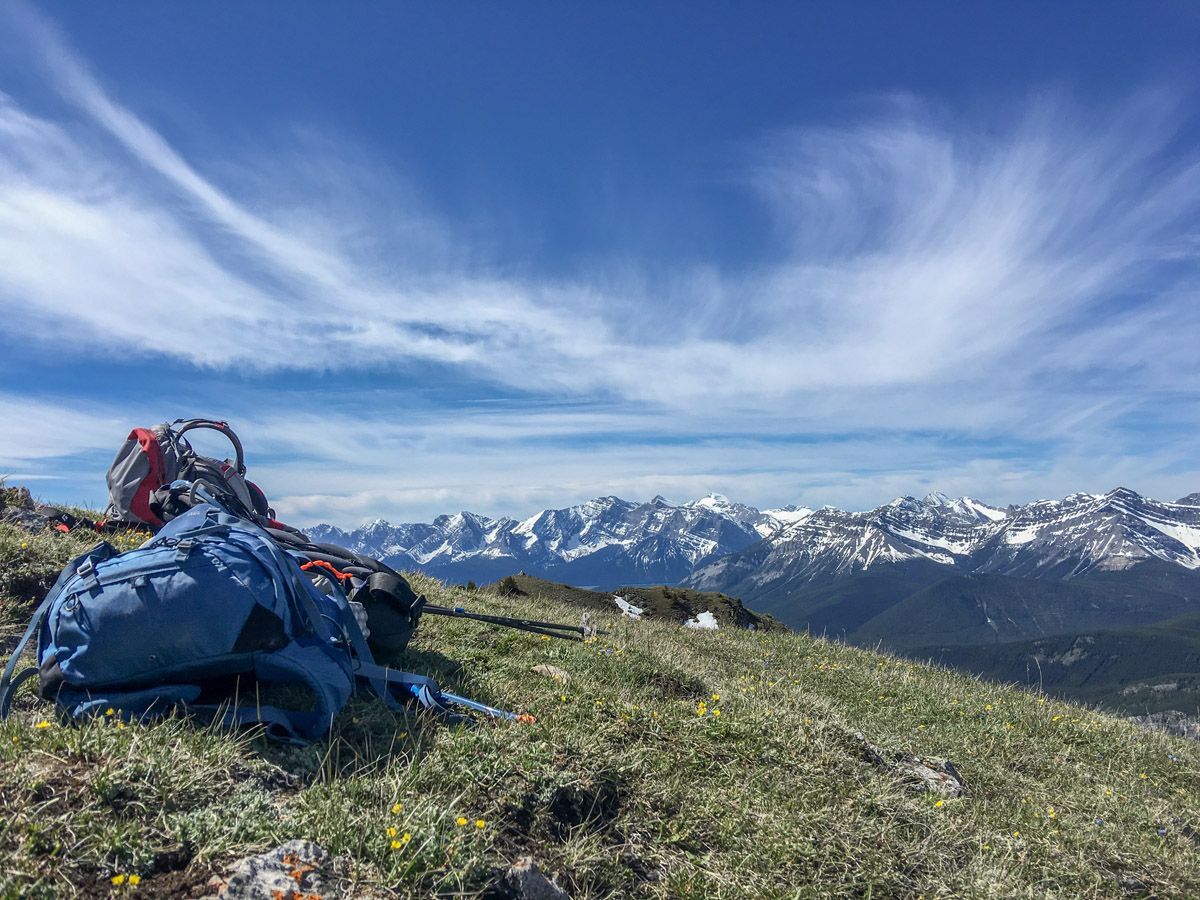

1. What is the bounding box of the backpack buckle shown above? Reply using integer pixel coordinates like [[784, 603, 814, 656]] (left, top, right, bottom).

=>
[[175, 539, 195, 562], [77, 558, 100, 591]]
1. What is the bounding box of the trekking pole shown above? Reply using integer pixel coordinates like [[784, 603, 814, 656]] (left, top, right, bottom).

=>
[[423, 605, 608, 640]]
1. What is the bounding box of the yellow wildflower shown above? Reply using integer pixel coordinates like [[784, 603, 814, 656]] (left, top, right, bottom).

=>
[[128, 875, 141, 886], [390, 839, 403, 850], [711, 693, 720, 701], [386, 826, 397, 837], [712, 708, 721, 717], [934, 800, 945, 808], [391, 802, 403, 815], [1047, 805, 1056, 819], [456, 817, 468, 827], [34, 720, 51, 729], [112, 874, 126, 886], [475, 819, 486, 829], [402, 832, 412, 843], [1012, 830, 1021, 838], [106, 708, 115, 717]]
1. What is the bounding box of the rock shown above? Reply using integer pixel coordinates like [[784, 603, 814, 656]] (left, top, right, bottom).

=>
[[855, 732, 966, 798], [531, 664, 570, 682], [0, 487, 45, 531], [502, 856, 571, 900], [0, 485, 33, 510], [1127, 710, 1200, 742], [203, 839, 346, 899], [0, 507, 51, 531]]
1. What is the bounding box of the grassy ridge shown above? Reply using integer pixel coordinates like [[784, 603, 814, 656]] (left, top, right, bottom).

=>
[[487, 574, 785, 631], [1, 495, 1199, 897]]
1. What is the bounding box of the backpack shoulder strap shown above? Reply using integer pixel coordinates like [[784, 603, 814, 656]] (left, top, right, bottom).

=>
[[0, 542, 115, 720]]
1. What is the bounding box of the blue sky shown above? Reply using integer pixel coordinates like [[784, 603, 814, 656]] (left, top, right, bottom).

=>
[[1, 2, 1198, 528]]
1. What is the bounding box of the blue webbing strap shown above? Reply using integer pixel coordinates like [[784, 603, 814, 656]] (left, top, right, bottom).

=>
[[0, 542, 113, 720], [0, 667, 40, 720]]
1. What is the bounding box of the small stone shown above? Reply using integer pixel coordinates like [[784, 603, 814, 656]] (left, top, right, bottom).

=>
[[202, 840, 345, 899], [855, 732, 966, 798], [503, 856, 571, 900], [531, 664, 570, 682]]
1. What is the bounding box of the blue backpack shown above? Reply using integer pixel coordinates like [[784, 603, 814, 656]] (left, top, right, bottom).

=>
[[0, 501, 513, 742]]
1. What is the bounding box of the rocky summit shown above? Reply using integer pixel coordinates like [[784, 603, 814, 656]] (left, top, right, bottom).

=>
[[308, 494, 812, 590]]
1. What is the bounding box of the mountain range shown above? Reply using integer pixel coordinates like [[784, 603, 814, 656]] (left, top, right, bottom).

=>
[[308, 487, 1200, 596], [307, 493, 813, 589], [308, 487, 1200, 711]]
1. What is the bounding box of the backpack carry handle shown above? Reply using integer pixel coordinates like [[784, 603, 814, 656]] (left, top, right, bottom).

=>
[[172, 419, 247, 475]]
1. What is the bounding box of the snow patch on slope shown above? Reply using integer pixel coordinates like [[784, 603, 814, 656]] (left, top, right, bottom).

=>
[[613, 596, 644, 619], [683, 611, 719, 630]]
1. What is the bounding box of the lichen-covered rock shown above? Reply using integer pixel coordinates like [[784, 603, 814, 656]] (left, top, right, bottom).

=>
[[203, 840, 346, 899], [856, 732, 966, 797], [531, 664, 570, 682], [1128, 710, 1200, 742], [501, 856, 571, 900]]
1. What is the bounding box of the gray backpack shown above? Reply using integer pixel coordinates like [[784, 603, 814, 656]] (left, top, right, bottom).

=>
[[105, 419, 273, 528]]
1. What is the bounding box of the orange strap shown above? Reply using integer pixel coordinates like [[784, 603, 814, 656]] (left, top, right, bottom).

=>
[[299, 559, 354, 582]]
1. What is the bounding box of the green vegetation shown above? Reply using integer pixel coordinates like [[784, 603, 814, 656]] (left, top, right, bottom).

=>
[[917, 613, 1200, 716], [1, 489, 1199, 897]]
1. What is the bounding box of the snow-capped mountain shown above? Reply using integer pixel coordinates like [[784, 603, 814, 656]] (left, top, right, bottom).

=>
[[306, 493, 805, 589], [974, 488, 1200, 576], [686, 487, 1200, 602], [307, 486, 1200, 602]]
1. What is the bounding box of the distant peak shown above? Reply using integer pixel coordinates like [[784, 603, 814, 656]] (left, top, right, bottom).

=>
[[690, 493, 732, 509], [581, 495, 623, 510], [1106, 486, 1141, 500], [923, 491, 951, 505]]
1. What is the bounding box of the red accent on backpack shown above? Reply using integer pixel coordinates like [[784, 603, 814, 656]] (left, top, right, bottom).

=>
[[128, 428, 166, 528]]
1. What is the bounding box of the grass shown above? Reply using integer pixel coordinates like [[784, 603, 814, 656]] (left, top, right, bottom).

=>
[[1, 491, 1199, 897], [486, 573, 785, 631]]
